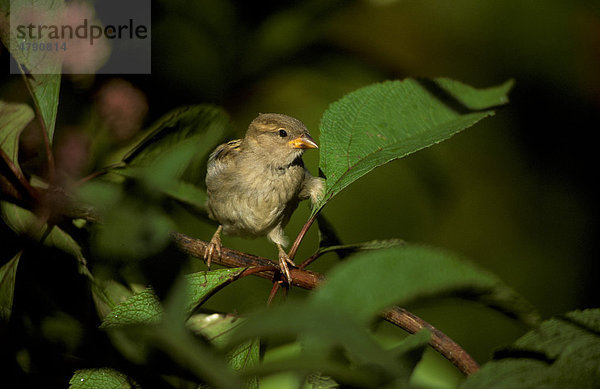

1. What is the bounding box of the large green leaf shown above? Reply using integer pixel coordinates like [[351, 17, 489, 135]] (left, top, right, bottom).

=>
[[0, 251, 21, 321], [314, 78, 513, 214], [460, 309, 600, 389], [228, 301, 429, 387], [101, 268, 247, 328], [310, 245, 537, 325], [0, 0, 62, 143]]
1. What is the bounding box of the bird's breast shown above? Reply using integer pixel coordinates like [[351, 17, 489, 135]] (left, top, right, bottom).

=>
[[206, 163, 305, 237]]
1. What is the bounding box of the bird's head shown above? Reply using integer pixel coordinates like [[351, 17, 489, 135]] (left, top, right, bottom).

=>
[[244, 113, 318, 165]]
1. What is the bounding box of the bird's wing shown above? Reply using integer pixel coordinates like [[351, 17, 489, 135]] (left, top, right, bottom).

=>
[[208, 139, 242, 171]]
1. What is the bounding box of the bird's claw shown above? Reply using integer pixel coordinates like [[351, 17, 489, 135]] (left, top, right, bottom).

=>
[[204, 226, 223, 270], [277, 247, 295, 284]]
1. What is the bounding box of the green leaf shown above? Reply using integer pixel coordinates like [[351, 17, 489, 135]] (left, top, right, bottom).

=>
[[0, 101, 35, 168], [76, 179, 181, 262], [101, 274, 245, 388], [101, 287, 164, 328], [229, 337, 260, 387], [150, 322, 243, 388], [313, 214, 403, 262], [184, 268, 247, 312], [187, 312, 244, 346], [92, 279, 134, 321], [94, 273, 246, 388], [0, 1, 62, 143], [563, 308, 600, 331], [69, 367, 139, 389], [0, 102, 35, 200], [0, 201, 89, 271], [161, 180, 208, 212], [25, 74, 61, 145], [310, 244, 537, 325], [113, 162, 208, 212], [316, 239, 405, 258], [315, 78, 513, 214], [120, 105, 232, 184], [101, 268, 246, 328], [228, 301, 419, 386], [107, 105, 231, 211], [0, 251, 21, 321], [460, 309, 600, 389]]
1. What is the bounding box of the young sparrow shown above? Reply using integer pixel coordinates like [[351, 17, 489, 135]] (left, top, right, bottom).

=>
[[205, 113, 323, 283]]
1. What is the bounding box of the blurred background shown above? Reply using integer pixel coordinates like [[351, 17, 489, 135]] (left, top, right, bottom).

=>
[[1, 0, 599, 387]]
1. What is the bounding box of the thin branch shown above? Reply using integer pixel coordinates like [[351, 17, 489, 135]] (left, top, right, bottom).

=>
[[383, 307, 480, 375], [267, 280, 282, 306], [77, 162, 127, 185], [288, 212, 319, 260], [298, 250, 321, 270], [0, 147, 38, 204], [171, 232, 480, 376], [172, 232, 324, 290], [239, 265, 278, 279]]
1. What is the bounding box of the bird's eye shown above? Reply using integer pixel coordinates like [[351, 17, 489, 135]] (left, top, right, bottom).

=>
[[278, 129, 288, 137]]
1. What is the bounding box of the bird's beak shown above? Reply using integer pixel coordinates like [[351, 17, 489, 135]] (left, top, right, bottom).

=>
[[288, 133, 318, 149]]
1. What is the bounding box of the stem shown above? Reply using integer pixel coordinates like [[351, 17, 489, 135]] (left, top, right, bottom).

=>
[[0, 148, 38, 204], [77, 162, 126, 185], [172, 232, 480, 376], [239, 265, 278, 279], [267, 281, 282, 306], [288, 211, 319, 260], [383, 307, 479, 375], [298, 250, 322, 270]]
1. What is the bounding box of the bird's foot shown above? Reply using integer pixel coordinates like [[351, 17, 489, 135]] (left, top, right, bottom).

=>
[[204, 225, 223, 269], [277, 245, 296, 284]]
